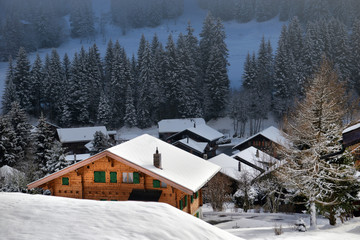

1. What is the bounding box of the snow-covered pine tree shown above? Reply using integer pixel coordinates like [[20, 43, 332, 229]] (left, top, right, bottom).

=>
[[90, 131, 112, 155], [350, 19, 360, 94], [29, 54, 44, 117], [2, 57, 18, 114], [13, 47, 32, 113], [124, 83, 137, 127], [33, 114, 55, 176], [104, 40, 114, 92], [137, 41, 157, 128], [45, 141, 68, 174], [4, 102, 32, 168], [277, 59, 360, 229], [0, 115, 16, 167], [97, 92, 112, 127]]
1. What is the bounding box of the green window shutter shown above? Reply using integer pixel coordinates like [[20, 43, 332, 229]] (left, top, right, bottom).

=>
[[195, 191, 199, 199], [110, 172, 117, 183], [191, 195, 194, 203], [196, 212, 199, 218], [179, 200, 183, 210], [184, 196, 188, 206], [94, 171, 106, 183], [133, 172, 140, 184], [153, 180, 160, 188], [62, 177, 69, 185]]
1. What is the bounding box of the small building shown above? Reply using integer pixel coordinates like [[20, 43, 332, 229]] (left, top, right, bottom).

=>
[[56, 126, 116, 154], [158, 118, 206, 140], [27, 134, 220, 217], [166, 124, 224, 158], [232, 126, 288, 158], [343, 123, 360, 168], [172, 138, 210, 158]]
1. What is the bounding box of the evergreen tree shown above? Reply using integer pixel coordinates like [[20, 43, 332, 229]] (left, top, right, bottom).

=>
[[90, 131, 112, 155], [0, 115, 16, 167], [70, 0, 95, 39], [45, 141, 68, 174], [97, 93, 112, 127], [350, 19, 360, 94], [2, 57, 18, 114], [29, 54, 44, 116], [33, 114, 55, 175], [13, 47, 32, 112], [124, 84, 138, 127]]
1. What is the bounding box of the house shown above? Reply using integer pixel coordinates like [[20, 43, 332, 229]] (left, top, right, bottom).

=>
[[27, 134, 221, 217], [158, 118, 206, 140], [166, 124, 224, 158], [172, 138, 210, 158], [232, 126, 288, 158], [56, 126, 116, 154], [342, 123, 360, 168]]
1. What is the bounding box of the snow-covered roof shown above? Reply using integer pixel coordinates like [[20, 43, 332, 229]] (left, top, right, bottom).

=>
[[232, 146, 279, 172], [65, 154, 91, 162], [233, 126, 288, 149], [208, 154, 261, 180], [184, 124, 224, 142], [57, 126, 108, 143], [174, 138, 208, 154], [158, 118, 205, 133], [28, 134, 221, 194], [343, 123, 360, 134]]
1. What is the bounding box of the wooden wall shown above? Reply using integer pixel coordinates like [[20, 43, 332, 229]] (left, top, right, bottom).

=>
[[40, 156, 202, 215]]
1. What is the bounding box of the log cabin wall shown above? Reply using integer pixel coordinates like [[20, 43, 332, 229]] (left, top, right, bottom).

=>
[[40, 156, 202, 215]]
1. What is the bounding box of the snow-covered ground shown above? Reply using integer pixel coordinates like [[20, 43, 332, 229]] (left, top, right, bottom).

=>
[[0, 192, 241, 240], [1, 193, 359, 240], [0, 0, 284, 107], [202, 204, 360, 240]]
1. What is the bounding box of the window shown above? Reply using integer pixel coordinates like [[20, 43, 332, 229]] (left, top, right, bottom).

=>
[[62, 177, 69, 185], [94, 171, 106, 183], [122, 172, 134, 183], [110, 172, 117, 183], [161, 181, 167, 188], [133, 172, 140, 184], [153, 180, 160, 188]]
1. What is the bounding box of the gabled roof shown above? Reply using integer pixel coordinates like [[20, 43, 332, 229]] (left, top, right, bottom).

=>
[[343, 122, 360, 134], [28, 134, 220, 194], [65, 153, 91, 162], [232, 146, 279, 171], [158, 118, 205, 133], [169, 124, 224, 142], [173, 138, 209, 154], [57, 126, 108, 143], [233, 126, 288, 149]]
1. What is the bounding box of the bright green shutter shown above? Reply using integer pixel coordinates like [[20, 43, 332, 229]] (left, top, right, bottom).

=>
[[185, 196, 188, 207], [110, 172, 117, 183], [195, 191, 199, 198], [62, 177, 69, 185], [94, 171, 106, 183], [153, 180, 160, 188], [191, 195, 194, 203], [133, 172, 140, 184], [180, 200, 183, 210]]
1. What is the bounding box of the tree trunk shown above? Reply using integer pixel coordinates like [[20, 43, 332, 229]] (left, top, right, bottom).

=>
[[309, 201, 318, 229]]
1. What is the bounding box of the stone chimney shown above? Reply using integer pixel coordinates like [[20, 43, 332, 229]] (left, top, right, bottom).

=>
[[153, 148, 162, 169], [256, 149, 259, 158]]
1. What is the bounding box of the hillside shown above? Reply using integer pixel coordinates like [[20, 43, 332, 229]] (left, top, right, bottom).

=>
[[0, 0, 284, 108], [0, 192, 242, 240]]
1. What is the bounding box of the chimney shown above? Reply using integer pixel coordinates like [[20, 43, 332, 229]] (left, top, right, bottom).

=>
[[153, 148, 162, 169], [256, 149, 259, 158]]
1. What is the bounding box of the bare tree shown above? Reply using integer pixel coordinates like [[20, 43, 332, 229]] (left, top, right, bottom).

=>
[[204, 173, 232, 211], [277, 58, 360, 229]]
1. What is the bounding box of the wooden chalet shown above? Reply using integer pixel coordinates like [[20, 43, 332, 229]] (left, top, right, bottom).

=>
[[232, 126, 288, 158], [28, 134, 220, 217], [158, 118, 206, 140], [166, 124, 223, 158], [56, 126, 116, 154], [343, 123, 360, 168]]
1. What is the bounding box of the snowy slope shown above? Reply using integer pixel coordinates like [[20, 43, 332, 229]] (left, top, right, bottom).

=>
[[0, 0, 284, 107], [0, 192, 242, 240]]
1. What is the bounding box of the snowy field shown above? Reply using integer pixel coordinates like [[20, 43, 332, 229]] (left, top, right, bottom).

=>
[[0, 0, 284, 107], [203, 204, 360, 240], [1, 193, 359, 240]]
